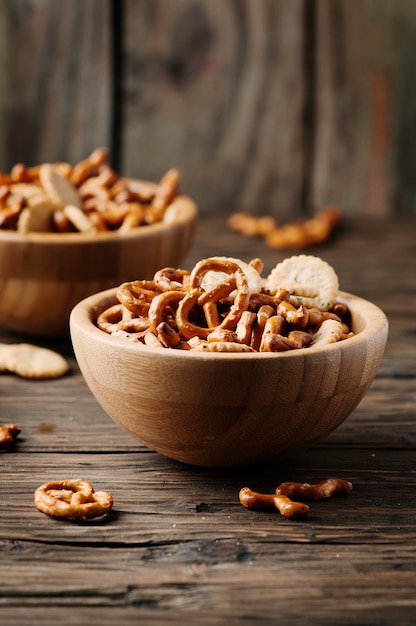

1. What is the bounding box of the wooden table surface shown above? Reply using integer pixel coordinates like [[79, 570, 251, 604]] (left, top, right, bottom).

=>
[[1, 215, 415, 626]]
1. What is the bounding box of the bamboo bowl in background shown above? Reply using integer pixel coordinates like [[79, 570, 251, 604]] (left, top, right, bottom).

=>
[[0, 196, 197, 337], [70, 289, 388, 469]]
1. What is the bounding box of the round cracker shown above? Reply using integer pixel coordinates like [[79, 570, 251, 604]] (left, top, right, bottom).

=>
[[39, 163, 81, 209], [0, 343, 69, 379], [266, 255, 339, 311]]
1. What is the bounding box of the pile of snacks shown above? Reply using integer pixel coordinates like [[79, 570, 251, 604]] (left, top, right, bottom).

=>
[[228, 205, 342, 249], [239, 478, 353, 520], [96, 254, 354, 353], [0, 148, 180, 233]]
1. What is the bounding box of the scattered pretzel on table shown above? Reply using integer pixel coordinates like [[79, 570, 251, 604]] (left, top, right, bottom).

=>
[[96, 254, 354, 353], [0, 424, 21, 450], [34, 479, 113, 521], [228, 205, 342, 250], [239, 478, 353, 520]]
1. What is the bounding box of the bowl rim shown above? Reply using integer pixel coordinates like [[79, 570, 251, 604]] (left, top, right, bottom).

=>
[[70, 288, 389, 361], [0, 195, 197, 245]]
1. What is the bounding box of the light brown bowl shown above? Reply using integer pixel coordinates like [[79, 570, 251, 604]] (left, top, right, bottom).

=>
[[0, 196, 196, 337], [70, 288, 388, 468]]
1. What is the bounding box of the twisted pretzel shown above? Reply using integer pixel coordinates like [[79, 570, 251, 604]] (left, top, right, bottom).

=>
[[98, 255, 354, 352], [34, 479, 113, 521], [190, 258, 250, 331]]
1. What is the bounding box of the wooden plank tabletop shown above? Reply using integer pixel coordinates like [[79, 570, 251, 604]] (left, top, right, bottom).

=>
[[1, 215, 415, 626]]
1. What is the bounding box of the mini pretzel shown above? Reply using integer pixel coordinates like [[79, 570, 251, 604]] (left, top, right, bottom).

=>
[[147, 168, 180, 223], [276, 478, 353, 500], [229, 205, 341, 249], [228, 212, 277, 237], [0, 424, 21, 449], [34, 478, 113, 521], [148, 290, 184, 335], [154, 267, 190, 292], [239, 487, 310, 520], [100, 255, 353, 353], [239, 478, 352, 520], [191, 258, 250, 330], [0, 150, 184, 234], [117, 280, 162, 317]]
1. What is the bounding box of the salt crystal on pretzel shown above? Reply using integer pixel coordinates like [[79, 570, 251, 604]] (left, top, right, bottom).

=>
[[265, 255, 339, 311], [34, 478, 113, 521]]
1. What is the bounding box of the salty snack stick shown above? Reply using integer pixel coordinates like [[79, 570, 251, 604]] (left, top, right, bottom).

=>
[[239, 478, 353, 520], [0, 424, 21, 449], [96, 255, 354, 353], [276, 478, 353, 500], [34, 479, 113, 521], [0, 149, 183, 233], [239, 487, 310, 520], [0, 343, 68, 379]]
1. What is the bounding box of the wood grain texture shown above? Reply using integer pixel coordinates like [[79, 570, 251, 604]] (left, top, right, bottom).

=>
[[311, 0, 416, 217], [120, 0, 305, 219], [1, 0, 112, 166], [2, 0, 416, 218], [0, 215, 415, 624]]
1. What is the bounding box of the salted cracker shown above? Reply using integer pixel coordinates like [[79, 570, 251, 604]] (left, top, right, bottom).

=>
[[0, 343, 69, 379], [265, 255, 339, 311]]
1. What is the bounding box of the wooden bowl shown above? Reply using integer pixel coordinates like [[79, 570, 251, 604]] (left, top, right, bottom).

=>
[[70, 289, 388, 468], [0, 196, 197, 337]]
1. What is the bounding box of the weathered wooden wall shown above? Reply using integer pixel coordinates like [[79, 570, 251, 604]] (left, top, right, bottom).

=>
[[1, 0, 416, 218]]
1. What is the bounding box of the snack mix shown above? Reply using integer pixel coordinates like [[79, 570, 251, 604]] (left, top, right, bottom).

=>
[[0, 148, 180, 233], [97, 254, 354, 353]]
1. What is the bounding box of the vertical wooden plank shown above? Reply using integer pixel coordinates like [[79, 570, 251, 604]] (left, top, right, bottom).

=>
[[0, 2, 9, 169], [121, 0, 305, 219], [0, 0, 113, 168], [312, 0, 416, 217]]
